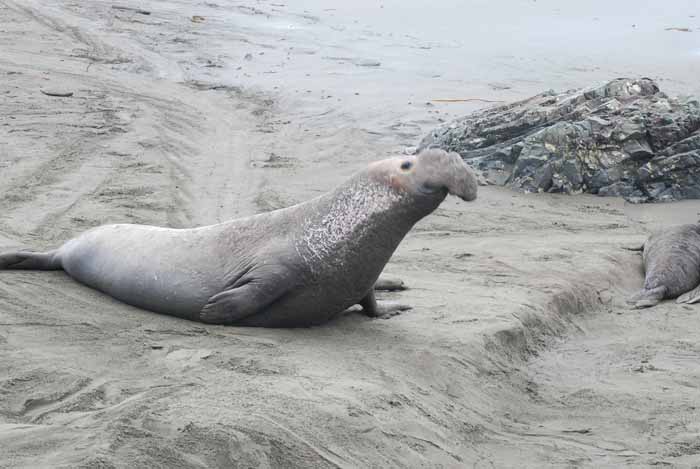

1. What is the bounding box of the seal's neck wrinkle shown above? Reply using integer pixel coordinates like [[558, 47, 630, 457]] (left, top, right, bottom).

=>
[[297, 174, 440, 274]]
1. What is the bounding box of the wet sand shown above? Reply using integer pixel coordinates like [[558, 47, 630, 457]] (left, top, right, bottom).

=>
[[1, 1, 700, 467]]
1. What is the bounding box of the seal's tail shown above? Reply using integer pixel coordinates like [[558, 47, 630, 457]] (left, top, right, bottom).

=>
[[0, 250, 61, 270], [626, 286, 666, 308]]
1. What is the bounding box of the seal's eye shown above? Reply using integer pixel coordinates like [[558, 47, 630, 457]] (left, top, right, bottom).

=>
[[400, 161, 412, 171]]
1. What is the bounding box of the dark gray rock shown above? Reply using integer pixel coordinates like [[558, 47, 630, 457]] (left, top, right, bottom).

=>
[[419, 78, 700, 202], [597, 181, 637, 198]]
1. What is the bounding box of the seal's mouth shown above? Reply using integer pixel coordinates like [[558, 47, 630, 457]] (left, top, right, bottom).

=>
[[417, 183, 444, 196], [453, 180, 478, 202]]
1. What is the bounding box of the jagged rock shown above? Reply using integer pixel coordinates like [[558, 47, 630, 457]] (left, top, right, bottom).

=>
[[419, 78, 700, 202]]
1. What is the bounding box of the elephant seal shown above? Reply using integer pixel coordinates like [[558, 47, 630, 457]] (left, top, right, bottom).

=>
[[0, 149, 477, 327], [627, 224, 700, 308]]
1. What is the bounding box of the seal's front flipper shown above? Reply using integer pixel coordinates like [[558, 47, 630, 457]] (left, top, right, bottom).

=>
[[200, 274, 291, 325], [627, 286, 666, 309], [0, 250, 60, 270], [374, 275, 407, 291], [676, 285, 700, 304], [374, 301, 412, 319], [359, 289, 411, 318]]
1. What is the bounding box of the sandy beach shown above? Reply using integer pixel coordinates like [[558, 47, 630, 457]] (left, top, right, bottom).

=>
[[1, 1, 700, 467]]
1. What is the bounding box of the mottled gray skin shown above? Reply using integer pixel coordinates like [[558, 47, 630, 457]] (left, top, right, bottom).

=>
[[0, 149, 477, 327], [627, 224, 700, 308]]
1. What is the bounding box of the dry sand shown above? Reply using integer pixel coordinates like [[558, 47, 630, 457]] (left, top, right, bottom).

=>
[[1, 1, 700, 467]]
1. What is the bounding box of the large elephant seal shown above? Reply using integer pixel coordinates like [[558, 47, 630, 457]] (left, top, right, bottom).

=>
[[627, 224, 700, 308], [0, 149, 477, 327]]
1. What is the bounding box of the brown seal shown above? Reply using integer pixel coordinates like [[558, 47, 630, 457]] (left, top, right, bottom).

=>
[[0, 149, 477, 327]]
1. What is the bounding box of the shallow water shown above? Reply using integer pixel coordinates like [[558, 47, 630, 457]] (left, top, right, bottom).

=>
[[228, 0, 700, 105]]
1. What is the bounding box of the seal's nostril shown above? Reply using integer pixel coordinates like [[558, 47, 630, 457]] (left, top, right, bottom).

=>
[[400, 161, 412, 171]]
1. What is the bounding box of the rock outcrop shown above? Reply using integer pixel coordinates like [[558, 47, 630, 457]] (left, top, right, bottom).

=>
[[419, 78, 700, 202]]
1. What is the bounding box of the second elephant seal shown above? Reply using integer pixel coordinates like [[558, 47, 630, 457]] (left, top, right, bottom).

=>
[[628, 224, 700, 308], [0, 149, 478, 327]]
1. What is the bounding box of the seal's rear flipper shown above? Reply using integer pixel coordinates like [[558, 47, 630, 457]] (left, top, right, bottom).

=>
[[676, 285, 700, 304], [0, 250, 60, 270], [627, 286, 666, 309]]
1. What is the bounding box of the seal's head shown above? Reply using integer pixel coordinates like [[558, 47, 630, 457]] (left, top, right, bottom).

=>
[[369, 149, 478, 202]]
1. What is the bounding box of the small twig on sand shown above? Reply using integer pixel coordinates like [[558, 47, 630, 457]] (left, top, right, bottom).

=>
[[431, 98, 504, 103], [40, 89, 74, 97], [111, 5, 151, 15], [561, 428, 593, 434]]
